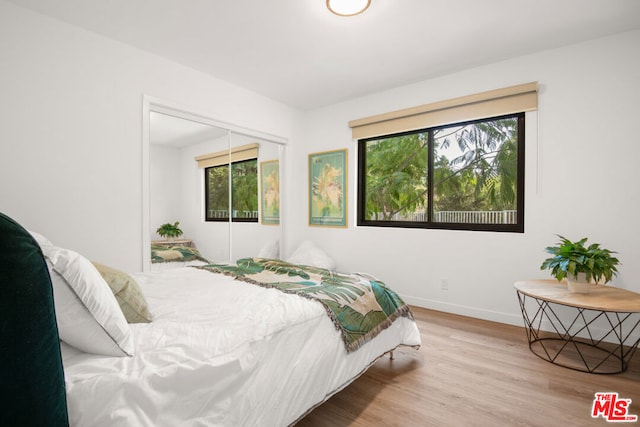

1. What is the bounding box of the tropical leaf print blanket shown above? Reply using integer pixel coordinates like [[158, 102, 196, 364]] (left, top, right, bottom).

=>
[[196, 258, 414, 352], [151, 244, 209, 264]]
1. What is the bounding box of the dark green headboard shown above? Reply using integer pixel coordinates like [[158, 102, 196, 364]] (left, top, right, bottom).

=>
[[0, 212, 69, 426]]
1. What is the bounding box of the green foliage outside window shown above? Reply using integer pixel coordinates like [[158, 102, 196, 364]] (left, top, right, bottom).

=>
[[206, 159, 258, 221], [231, 160, 258, 217], [206, 164, 229, 218], [364, 133, 428, 220]]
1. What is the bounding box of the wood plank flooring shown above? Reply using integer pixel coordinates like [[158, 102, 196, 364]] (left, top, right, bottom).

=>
[[297, 306, 640, 426]]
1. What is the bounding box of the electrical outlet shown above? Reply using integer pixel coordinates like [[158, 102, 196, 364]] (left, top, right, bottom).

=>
[[440, 278, 449, 290]]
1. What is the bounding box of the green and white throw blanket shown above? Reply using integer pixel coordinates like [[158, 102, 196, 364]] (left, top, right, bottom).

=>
[[196, 257, 413, 353], [151, 244, 209, 264]]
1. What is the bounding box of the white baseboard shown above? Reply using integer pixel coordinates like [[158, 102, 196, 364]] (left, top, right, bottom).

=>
[[401, 294, 524, 327]]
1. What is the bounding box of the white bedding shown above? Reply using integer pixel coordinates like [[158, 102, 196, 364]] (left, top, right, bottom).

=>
[[148, 259, 208, 272], [61, 266, 421, 426]]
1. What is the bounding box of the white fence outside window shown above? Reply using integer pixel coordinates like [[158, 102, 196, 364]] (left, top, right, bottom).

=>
[[208, 210, 259, 219], [371, 210, 517, 224]]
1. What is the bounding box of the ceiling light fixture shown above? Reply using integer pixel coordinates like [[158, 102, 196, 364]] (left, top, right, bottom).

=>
[[326, 0, 371, 17]]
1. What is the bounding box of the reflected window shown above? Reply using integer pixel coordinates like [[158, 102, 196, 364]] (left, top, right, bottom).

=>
[[205, 159, 258, 222]]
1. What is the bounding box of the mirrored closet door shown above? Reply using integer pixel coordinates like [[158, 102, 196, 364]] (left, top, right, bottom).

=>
[[228, 132, 282, 262], [145, 103, 285, 270]]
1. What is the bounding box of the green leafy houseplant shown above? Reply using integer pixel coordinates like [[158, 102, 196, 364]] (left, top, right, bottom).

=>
[[156, 221, 183, 240], [540, 235, 620, 284]]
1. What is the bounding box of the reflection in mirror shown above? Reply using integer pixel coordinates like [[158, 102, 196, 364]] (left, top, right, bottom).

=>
[[149, 111, 230, 263], [229, 132, 282, 262], [148, 109, 285, 268]]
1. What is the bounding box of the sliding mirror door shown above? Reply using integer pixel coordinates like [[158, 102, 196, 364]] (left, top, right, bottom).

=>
[[229, 132, 282, 262], [146, 101, 286, 270], [149, 111, 231, 264]]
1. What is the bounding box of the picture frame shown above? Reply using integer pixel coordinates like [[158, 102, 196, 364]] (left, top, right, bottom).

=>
[[260, 159, 280, 225], [308, 149, 347, 227]]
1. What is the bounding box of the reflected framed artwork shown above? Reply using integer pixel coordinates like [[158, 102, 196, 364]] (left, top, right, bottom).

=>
[[260, 159, 280, 225], [308, 149, 347, 227]]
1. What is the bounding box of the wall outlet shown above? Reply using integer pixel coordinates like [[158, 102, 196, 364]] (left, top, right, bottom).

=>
[[440, 278, 449, 290]]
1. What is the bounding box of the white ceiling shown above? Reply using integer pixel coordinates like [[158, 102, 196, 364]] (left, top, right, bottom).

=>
[[7, 0, 640, 110], [149, 112, 228, 148]]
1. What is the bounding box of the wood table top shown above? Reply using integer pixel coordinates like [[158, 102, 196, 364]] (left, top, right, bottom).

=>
[[514, 280, 640, 312], [151, 239, 193, 245]]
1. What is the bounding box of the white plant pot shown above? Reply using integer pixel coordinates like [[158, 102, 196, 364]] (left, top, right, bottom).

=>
[[567, 272, 590, 293]]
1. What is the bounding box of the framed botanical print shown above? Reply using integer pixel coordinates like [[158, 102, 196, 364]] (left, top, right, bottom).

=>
[[308, 149, 347, 227], [260, 159, 280, 225]]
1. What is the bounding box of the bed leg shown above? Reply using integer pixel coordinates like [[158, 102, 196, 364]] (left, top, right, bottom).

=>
[[389, 351, 394, 360]]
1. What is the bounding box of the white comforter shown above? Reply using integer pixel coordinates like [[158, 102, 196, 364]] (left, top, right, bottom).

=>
[[61, 267, 421, 426]]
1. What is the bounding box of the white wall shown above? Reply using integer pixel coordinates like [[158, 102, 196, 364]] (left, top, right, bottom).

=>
[[0, 1, 296, 271], [150, 145, 181, 240], [292, 29, 640, 326]]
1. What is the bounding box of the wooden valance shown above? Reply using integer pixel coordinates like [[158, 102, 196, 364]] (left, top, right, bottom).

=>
[[195, 143, 259, 168], [349, 82, 538, 140]]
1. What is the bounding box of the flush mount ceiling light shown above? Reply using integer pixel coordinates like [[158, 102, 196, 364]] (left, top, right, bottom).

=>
[[326, 0, 371, 16]]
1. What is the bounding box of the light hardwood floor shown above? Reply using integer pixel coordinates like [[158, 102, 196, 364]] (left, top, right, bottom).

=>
[[298, 306, 640, 426]]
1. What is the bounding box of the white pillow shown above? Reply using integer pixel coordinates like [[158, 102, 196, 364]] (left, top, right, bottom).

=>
[[258, 239, 280, 259], [27, 229, 53, 247], [286, 240, 335, 270], [43, 246, 134, 357]]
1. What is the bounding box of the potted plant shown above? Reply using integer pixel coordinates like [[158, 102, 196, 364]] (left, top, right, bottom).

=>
[[540, 235, 620, 293], [156, 221, 183, 240]]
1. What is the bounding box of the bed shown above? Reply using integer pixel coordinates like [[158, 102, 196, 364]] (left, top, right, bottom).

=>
[[150, 243, 210, 271], [0, 212, 421, 426]]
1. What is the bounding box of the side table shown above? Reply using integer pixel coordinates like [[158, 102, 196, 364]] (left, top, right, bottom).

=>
[[514, 280, 640, 374], [151, 239, 194, 248]]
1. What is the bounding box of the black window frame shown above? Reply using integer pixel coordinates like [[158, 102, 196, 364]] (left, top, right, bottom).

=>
[[204, 158, 259, 223], [357, 113, 525, 233]]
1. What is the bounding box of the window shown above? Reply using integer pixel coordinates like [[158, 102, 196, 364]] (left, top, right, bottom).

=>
[[205, 158, 258, 222], [357, 113, 524, 232]]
